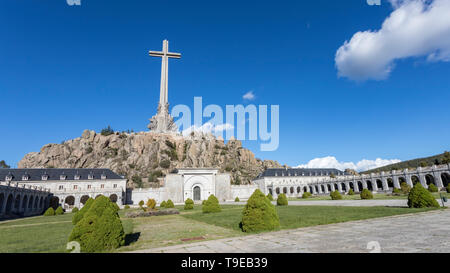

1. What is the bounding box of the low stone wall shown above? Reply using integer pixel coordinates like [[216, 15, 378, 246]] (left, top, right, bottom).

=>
[[128, 188, 167, 205], [230, 184, 258, 200]]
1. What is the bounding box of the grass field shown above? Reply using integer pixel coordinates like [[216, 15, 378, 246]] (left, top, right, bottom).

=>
[[0, 204, 440, 253], [288, 192, 450, 201]]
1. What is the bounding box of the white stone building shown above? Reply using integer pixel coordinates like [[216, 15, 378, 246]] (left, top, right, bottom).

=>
[[0, 169, 127, 209]]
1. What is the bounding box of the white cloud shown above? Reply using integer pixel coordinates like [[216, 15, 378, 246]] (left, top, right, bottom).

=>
[[182, 122, 234, 136], [243, 90, 255, 100], [335, 0, 450, 81], [295, 156, 401, 172]]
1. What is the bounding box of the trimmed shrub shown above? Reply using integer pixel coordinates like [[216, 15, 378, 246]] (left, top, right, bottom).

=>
[[44, 207, 55, 216], [393, 188, 402, 196], [400, 182, 411, 194], [72, 207, 79, 213], [124, 205, 130, 209], [360, 189, 374, 200], [202, 195, 221, 213], [55, 206, 64, 215], [166, 199, 175, 208], [202, 200, 206, 205], [68, 195, 125, 253], [235, 197, 240, 202], [302, 192, 312, 199], [276, 193, 288, 206], [241, 189, 280, 233], [428, 183, 438, 193], [266, 193, 274, 201], [138, 200, 144, 207], [184, 198, 194, 210], [72, 198, 94, 225], [330, 190, 342, 200], [146, 199, 156, 210], [160, 201, 167, 208], [348, 189, 355, 195], [408, 183, 440, 208]]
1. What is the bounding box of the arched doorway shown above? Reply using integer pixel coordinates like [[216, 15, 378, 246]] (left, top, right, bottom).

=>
[[283, 187, 287, 194], [109, 194, 118, 203], [290, 187, 294, 194], [366, 181, 373, 191], [327, 184, 332, 192], [5, 194, 13, 215], [411, 175, 420, 185], [349, 182, 355, 191], [297, 187, 301, 194], [276, 188, 280, 194], [193, 186, 201, 201], [321, 185, 325, 193], [387, 178, 394, 188], [442, 173, 450, 187], [341, 183, 347, 192], [80, 195, 90, 205], [0, 193, 4, 214], [65, 196, 75, 208], [35, 197, 39, 209], [334, 184, 339, 191], [28, 196, 34, 209], [49, 196, 59, 210], [358, 181, 363, 192], [398, 177, 406, 188], [14, 195, 21, 212], [425, 174, 436, 186], [376, 180, 383, 190], [269, 188, 273, 195]]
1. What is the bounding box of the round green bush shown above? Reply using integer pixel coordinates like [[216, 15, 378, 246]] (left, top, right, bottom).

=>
[[400, 182, 411, 194], [72, 207, 79, 213], [160, 201, 167, 208], [72, 198, 94, 225], [202, 195, 221, 213], [241, 189, 280, 233], [302, 192, 312, 199], [348, 189, 355, 195], [266, 193, 274, 201], [393, 187, 402, 196], [138, 200, 144, 207], [202, 200, 206, 205], [330, 190, 342, 200], [428, 183, 438, 193], [408, 183, 440, 208], [68, 195, 125, 253], [55, 206, 64, 215], [184, 198, 194, 210], [360, 189, 374, 200], [166, 199, 175, 208], [276, 193, 288, 206], [235, 197, 240, 202], [44, 207, 55, 216]]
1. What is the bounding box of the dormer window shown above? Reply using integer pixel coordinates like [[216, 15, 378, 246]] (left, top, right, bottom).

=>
[[60, 175, 67, 180], [22, 174, 29, 181], [101, 173, 107, 180], [6, 174, 13, 181], [42, 174, 49, 181], [74, 174, 80, 180], [88, 173, 94, 180]]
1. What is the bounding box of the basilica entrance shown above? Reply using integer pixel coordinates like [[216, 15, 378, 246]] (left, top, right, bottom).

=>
[[193, 186, 201, 201]]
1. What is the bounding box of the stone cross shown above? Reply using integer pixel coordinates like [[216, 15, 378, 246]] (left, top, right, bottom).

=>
[[149, 40, 181, 110]]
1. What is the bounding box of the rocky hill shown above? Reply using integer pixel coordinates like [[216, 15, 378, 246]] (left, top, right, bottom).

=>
[[18, 130, 282, 188]]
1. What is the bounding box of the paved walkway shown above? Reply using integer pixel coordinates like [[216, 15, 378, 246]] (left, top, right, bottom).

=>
[[133, 209, 450, 253]]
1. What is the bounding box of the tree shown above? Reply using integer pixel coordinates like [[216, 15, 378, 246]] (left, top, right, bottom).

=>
[[407, 183, 440, 208], [428, 183, 438, 193], [348, 189, 355, 195], [241, 189, 280, 233], [202, 195, 221, 213], [276, 193, 288, 206], [160, 201, 167, 208], [68, 196, 125, 252], [235, 197, 240, 202], [442, 151, 450, 164], [266, 193, 274, 201], [400, 182, 411, 194], [100, 125, 114, 136], [72, 198, 94, 225], [0, 160, 10, 169]]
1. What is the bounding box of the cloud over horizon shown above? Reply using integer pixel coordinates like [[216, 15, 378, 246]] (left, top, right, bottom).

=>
[[335, 0, 450, 81], [296, 156, 402, 172], [243, 90, 256, 100], [182, 122, 234, 137]]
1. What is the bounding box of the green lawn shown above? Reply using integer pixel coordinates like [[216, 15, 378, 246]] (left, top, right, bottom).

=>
[[0, 204, 441, 252], [288, 192, 450, 201]]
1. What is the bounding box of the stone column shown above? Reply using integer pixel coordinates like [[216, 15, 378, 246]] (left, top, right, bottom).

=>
[[337, 183, 342, 193], [345, 182, 350, 193], [435, 173, 444, 188], [372, 180, 378, 192], [406, 176, 413, 187], [330, 184, 335, 192], [382, 178, 389, 191], [362, 181, 368, 190], [419, 175, 428, 188], [393, 176, 400, 189]]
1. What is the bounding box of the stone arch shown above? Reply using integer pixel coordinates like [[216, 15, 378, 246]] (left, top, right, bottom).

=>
[[297, 187, 301, 194], [193, 186, 201, 201], [376, 180, 383, 190], [315, 185, 319, 193], [398, 177, 407, 188], [80, 195, 90, 205], [321, 185, 325, 193], [0, 193, 4, 214], [425, 174, 436, 186], [290, 187, 294, 194], [5, 194, 13, 215], [283, 187, 287, 194], [358, 181, 363, 192], [334, 183, 339, 191], [14, 194, 21, 211], [441, 172, 450, 187], [349, 182, 355, 191], [65, 196, 75, 208], [341, 183, 347, 192], [387, 178, 394, 188], [49, 196, 59, 210], [327, 184, 332, 192], [276, 188, 280, 195], [41, 197, 45, 209], [366, 181, 373, 191], [21, 195, 28, 212], [35, 197, 39, 209], [309, 186, 314, 193], [109, 194, 118, 203], [411, 175, 420, 185], [28, 196, 34, 209], [269, 188, 273, 196]]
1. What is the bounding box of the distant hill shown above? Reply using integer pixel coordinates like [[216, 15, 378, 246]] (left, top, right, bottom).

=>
[[362, 151, 450, 174]]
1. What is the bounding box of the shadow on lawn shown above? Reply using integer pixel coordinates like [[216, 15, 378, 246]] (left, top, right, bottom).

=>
[[125, 232, 141, 246]]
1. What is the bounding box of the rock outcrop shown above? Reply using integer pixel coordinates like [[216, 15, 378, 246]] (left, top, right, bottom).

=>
[[18, 130, 282, 188]]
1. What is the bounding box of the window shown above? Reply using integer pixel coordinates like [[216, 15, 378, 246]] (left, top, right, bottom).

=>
[[87, 185, 91, 189], [88, 173, 94, 180], [42, 174, 48, 181], [60, 175, 66, 180], [58, 185, 64, 190], [74, 174, 80, 180], [73, 185, 78, 190], [5, 174, 13, 181], [113, 184, 117, 188], [101, 174, 107, 180], [22, 175, 29, 181], [101, 184, 105, 189]]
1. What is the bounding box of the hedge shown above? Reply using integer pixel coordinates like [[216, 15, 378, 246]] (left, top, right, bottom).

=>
[[146, 199, 156, 210], [202, 195, 221, 213], [235, 197, 240, 202], [160, 201, 167, 208], [407, 183, 440, 208], [348, 189, 355, 195], [302, 192, 312, 199], [72, 207, 79, 213], [276, 193, 288, 206], [241, 189, 280, 233]]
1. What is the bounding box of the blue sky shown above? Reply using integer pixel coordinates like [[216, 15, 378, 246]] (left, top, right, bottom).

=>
[[1, 0, 449, 170]]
